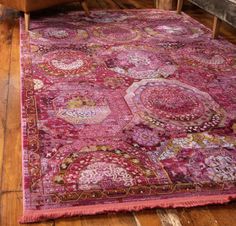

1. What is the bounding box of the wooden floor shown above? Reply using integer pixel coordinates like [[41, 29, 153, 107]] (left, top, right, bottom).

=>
[[0, 1, 236, 225]]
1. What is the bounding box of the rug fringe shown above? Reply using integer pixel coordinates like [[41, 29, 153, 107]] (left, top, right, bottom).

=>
[[19, 194, 236, 223]]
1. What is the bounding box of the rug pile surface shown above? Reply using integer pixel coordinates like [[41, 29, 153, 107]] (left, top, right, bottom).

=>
[[20, 9, 236, 223]]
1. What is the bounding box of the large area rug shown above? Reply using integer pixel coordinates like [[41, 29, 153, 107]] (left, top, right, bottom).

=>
[[20, 9, 236, 223]]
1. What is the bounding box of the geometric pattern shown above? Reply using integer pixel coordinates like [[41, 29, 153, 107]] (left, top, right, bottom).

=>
[[125, 79, 224, 133], [20, 9, 236, 223]]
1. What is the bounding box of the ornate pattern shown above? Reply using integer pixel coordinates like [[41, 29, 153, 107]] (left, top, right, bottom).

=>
[[100, 45, 177, 79], [171, 42, 236, 73], [37, 49, 95, 77], [21, 9, 236, 222], [144, 21, 204, 41], [125, 79, 224, 134], [92, 24, 140, 44]]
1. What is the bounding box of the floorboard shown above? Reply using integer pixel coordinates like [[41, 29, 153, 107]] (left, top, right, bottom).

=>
[[1, 192, 54, 226], [1, 19, 21, 192], [0, 8, 14, 191], [133, 210, 162, 226]]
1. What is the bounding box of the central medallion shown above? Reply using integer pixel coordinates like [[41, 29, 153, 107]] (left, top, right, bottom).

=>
[[125, 79, 224, 133]]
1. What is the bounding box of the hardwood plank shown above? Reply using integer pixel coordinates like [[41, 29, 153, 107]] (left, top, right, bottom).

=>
[[111, 0, 126, 9], [156, 209, 182, 226], [112, 0, 142, 9], [209, 203, 236, 226], [0, 9, 14, 192], [56, 212, 138, 226], [55, 218, 83, 226], [126, 0, 153, 9], [115, 0, 154, 9], [1, 19, 21, 192], [96, 0, 120, 10], [95, 0, 109, 9], [0, 9, 15, 226], [87, 0, 103, 10], [80, 213, 137, 226], [0, 192, 54, 226], [103, 0, 120, 9], [87, 0, 120, 9], [56, 213, 138, 226], [0, 4, 3, 17], [177, 207, 219, 226], [134, 210, 162, 226]]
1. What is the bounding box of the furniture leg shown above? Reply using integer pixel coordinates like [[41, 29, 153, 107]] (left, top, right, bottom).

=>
[[157, 0, 176, 10], [212, 16, 221, 38], [177, 0, 183, 14], [81, 0, 89, 16], [24, 12, 30, 31], [155, 0, 158, 8]]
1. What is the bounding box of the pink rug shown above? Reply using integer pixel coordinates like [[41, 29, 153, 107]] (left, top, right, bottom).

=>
[[20, 9, 236, 223]]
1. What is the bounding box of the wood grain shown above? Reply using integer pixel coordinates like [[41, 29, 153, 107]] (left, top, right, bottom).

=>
[[0, 9, 14, 192], [85, 0, 101, 10], [156, 0, 177, 10], [176, 207, 219, 226], [0, 9, 15, 226], [97, 0, 119, 9], [1, 19, 21, 192], [1, 192, 54, 226], [156, 209, 183, 226], [0, 1, 236, 226], [80, 213, 137, 226], [55, 218, 83, 226], [134, 210, 162, 226], [209, 203, 236, 226], [56, 213, 138, 226]]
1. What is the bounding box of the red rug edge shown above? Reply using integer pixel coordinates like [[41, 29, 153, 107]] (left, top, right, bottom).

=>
[[19, 194, 236, 223]]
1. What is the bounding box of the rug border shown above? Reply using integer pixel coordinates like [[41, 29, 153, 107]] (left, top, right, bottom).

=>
[[19, 194, 236, 223]]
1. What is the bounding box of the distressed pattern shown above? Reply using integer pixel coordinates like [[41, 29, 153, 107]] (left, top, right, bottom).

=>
[[20, 9, 236, 223]]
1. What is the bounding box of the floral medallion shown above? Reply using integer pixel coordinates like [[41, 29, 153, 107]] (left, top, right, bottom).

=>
[[92, 24, 140, 43], [46, 137, 169, 193], [144, 20, 205, 40], [172, 44, 236, 72], [100, 45, 177, 79], [125, 79, 224, 133], [30, 27, 77, 41], [38, 49, 95, 77]]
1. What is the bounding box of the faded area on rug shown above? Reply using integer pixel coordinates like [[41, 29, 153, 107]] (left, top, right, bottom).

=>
[[20, 9, 236, 223]]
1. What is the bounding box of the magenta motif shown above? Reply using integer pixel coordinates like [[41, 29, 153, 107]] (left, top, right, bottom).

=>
[[20, 9, 236, 223]]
